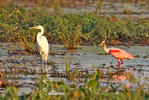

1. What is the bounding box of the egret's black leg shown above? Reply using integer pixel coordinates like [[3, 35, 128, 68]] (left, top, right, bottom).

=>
[[40, 56, 42, 65], [44, 61, 46, 71], [40, 56, 43, 72]]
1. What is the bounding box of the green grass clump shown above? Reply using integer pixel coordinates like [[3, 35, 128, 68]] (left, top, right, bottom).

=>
[[58, 25, 89, 49]]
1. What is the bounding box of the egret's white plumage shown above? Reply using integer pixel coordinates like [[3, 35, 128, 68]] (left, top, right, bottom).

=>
[[29, 25, 49, 67]]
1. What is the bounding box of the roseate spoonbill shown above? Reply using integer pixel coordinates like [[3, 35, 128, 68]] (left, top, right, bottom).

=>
[[29, 25, 49, 70], [99, 40, 134, 67]]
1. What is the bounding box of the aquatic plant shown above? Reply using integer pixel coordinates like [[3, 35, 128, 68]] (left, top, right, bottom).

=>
[[16, 29, 37, 53], [0, 4, 25, 42], [58, 25, 88, 49], [3, 87, 19, 100]]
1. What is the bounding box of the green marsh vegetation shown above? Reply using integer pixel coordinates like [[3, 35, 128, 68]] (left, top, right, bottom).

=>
[[0, 0, 149, 53], [1, 67, 149, 100]]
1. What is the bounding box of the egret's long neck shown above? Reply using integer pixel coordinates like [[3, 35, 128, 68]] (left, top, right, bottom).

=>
[[37, 28, 44, 37], [104, 44, 109, 53], [37, 28, 44, 45]]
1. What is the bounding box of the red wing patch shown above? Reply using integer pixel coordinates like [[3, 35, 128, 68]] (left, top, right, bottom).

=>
[[110, 49, 120, 53]]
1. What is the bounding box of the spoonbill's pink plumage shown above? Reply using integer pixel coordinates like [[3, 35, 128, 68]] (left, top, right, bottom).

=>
[[109, 48, 134, 59], [100, 40, 134, 67]]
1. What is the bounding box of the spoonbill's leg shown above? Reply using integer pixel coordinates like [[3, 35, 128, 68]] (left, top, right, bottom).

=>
[[116, 59, 120, 67], [120, 59, 124, 65]]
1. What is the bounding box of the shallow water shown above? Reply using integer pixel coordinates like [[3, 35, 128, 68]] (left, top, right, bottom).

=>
[[0, 43, 149, 95]]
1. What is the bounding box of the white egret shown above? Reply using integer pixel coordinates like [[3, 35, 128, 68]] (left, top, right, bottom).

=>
[[29, 25, 49, 70]]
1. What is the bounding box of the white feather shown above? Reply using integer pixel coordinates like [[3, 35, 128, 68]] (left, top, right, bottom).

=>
[[35, 25, 49, 63]]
